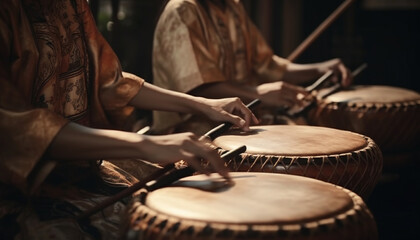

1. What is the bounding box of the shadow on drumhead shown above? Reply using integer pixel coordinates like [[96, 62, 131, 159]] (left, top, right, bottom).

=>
[[172, 175, 256, 192], [222, 128, 267, 136]]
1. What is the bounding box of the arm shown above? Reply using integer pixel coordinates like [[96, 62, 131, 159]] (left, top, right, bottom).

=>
[[128, 80, 258, 130], [240, 3, 351, 88], [282, 59, 353, 87], [189, 81, 311, 110], [47, 122, 229, 179]]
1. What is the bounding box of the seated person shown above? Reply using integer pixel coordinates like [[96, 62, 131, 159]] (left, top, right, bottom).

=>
[[0, 0, 257, 239], [152, 0, 352, 135]]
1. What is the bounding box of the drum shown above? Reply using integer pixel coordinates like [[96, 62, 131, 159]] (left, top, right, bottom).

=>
[[123, 172, 378, 240], [307, 85, 420, 154], [212, 125, 383, 199]]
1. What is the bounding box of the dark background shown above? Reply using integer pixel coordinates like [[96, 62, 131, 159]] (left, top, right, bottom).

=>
[[90, 0, 420, 93], [90, 1, 420, 239]]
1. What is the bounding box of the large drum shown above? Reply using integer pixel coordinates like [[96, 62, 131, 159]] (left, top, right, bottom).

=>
[[307, 85, 420, 155], [212, 125, 383, 199], [123, 172, 378, 240]]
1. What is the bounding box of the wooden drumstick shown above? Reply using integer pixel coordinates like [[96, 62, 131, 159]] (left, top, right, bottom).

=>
[[318, 62, 367, 99], [147, 145, 247, 191], [76, 145, 247, 221], [305, 70, 334, 92], [75, 163, 174, 221], [286, 63, 367, 116], [287, 0, 357, 62]]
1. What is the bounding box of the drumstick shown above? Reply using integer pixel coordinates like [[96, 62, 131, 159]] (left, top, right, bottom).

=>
[[202, 98, 261, 141], [286, 63, 367, 116], [287, 0, 357, 62], [306, 62, 366, 94], [75, 163, 174, 221], [305, 70, 334, 92], [147, 145, 247, 191], [318, 62, 367, 99], [76, 145, 247, 221]]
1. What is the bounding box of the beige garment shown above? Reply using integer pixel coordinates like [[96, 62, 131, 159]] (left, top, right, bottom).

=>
[[0, 0, 143, 194], [152, 0, 289, 134]]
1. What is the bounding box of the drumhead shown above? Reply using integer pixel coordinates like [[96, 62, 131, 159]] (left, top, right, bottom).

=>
[[212, 125, 368, 156], [321, 85, 420, 104], [145, 172, 353, 224]]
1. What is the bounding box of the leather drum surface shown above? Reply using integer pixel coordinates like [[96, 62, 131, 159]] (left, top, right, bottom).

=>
[[323, 85, 420, 104], [146, 173, 352, 224], [213, 125, 367, 156], [124, 172, 378, 240]]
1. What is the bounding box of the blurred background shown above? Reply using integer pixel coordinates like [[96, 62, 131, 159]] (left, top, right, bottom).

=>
[[89, 0, 420, 93], [89, 1, 420, 239]]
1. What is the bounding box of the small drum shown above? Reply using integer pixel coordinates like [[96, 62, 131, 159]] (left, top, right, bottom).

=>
[[212, 125, 382, 199], [123, 173, 378, 240], [307, 85, 420, 154]]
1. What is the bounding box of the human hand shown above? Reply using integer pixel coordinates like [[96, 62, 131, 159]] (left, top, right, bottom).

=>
[[256, 81, 313, 109], [197, 97, 259, 131], [318, 58, 352, 87], [138, 132, 230, 179]]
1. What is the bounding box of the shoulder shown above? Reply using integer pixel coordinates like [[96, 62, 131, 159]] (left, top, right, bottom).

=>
[[160, 0, 205, 26]]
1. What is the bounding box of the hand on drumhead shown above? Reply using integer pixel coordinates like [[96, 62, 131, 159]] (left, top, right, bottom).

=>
[[137, 133, 231, 180], [197, 97, 259, 131], [256, 81, 312, 109], [319, 58, 353, 88]]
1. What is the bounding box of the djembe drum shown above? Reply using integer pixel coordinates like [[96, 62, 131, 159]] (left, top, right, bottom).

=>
[[123, 172, 377, 240], [307, 85, 420, 165], [212, 125, 383, 199]]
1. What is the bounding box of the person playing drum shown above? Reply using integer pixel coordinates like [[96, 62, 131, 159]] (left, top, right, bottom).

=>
[[0, 0, 258, 238], [152, 0, 353, 135]]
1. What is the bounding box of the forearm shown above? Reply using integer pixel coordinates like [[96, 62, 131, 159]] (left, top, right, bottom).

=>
[[281, 63, 322, 86], [47, 122, 232, 179], [129, 82, 206, 114], [47, 122, 143, 161], [189, 82, 259, 104], [130, 82, 257, 130]]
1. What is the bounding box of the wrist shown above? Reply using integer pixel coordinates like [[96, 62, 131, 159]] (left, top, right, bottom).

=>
[[187, 96, 209, 115]]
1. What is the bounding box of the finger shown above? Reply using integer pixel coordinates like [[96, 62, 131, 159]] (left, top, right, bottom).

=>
[[221, 109, 248, 130], [279, 98, 295, 109], [238, 99, 259, 125], [343, 67, 353, 87], [330, 73, 339, 84], [187, 140, 230, 179], [230, 98, 259, 129], [230, 100, 251, 128], [283, 88, 307, 105], [181, 150, 209, 175]]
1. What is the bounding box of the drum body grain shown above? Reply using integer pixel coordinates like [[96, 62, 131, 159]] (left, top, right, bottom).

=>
[[123, 173, 377, 240], [212, 125, 383, 199]]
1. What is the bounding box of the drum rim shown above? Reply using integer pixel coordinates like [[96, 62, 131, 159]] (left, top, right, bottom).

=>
[[317, 85, 420, 108], [214, 125, 379, 158], [126, 180, 374, 238], [317, 85, 420, 106]]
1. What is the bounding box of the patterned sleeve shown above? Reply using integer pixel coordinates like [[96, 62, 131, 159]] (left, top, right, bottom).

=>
[[152, 1, 226, 94], [0, 1, 67, 194], [77, 0, 144, 129]]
